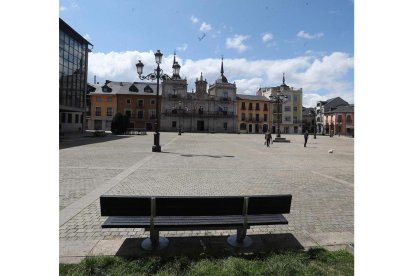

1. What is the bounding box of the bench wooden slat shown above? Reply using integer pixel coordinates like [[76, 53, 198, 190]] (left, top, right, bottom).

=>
[[100, 196, 151, 216], [102, 214, 288, 229], [156, 197, 245, 216], [248, 195, 292, 214]]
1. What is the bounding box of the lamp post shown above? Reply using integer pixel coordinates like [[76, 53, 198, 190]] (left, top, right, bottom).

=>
[[136, 50, 181, 152], [313, 110, 317, 139], [178, 101, 182, 135], [270, 93, 288, 138]]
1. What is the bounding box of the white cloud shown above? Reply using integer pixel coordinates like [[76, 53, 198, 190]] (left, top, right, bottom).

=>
[[262, 32, 273, 43], [226, 34, 250, 53], [176, 43, 188, 51], [190, 15, 199, 24], [200, 22, 212, 32], [297, 30, 324, 40], [87, 51, 353, 107], [83, 33, 91, 41], [59, 6, 67, 11]]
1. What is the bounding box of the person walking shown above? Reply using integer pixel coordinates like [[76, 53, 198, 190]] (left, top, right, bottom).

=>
[[265, 131, 272, 147], [304, 130, 309, 147]]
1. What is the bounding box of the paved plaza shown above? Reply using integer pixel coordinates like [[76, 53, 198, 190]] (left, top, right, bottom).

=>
[[59, 132, 354, 262]]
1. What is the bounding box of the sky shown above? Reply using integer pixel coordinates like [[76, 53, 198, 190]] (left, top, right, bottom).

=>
[[59, 0, 354, 107]]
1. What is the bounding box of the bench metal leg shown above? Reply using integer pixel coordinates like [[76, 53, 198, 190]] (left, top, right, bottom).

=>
[[227, 228, 253, 248], [141, 229, 169, 251]]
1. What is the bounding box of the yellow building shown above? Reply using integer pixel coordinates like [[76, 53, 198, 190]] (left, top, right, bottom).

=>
[[236, 94, 272, 133], [257, 75, 303, 134]]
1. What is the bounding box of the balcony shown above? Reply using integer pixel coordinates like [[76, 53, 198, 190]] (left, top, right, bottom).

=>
[[168, 94, 182, 100], [163, 110, 235, 118], [220, 97, 231, 102]]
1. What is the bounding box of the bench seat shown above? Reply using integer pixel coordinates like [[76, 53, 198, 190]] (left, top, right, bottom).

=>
[[100, 195, 292, 250], [102, 214, 288, 229]]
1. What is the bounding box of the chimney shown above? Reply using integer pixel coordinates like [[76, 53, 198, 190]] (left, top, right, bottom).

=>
[[94, 75, 96, 84]]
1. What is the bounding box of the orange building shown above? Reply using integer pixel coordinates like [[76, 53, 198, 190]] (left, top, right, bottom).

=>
[[236, 94, 272, 133], [87, 81, 160, 130]]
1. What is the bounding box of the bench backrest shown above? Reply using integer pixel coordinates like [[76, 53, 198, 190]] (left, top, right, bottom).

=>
[[100, 195, 292, 216]]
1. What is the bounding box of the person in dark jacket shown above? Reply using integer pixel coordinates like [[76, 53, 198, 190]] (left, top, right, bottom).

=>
[[265, 131, 272, 147], [304, 130, 309, 147]]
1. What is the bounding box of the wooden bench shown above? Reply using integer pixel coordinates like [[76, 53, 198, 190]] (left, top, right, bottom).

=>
[[100, 195, 292, 250]]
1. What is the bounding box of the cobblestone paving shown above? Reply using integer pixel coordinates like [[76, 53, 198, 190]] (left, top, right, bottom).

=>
[[60, 133, 353, 244]]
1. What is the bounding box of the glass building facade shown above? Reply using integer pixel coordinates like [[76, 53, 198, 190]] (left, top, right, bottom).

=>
[[59, 18, 92, 133]]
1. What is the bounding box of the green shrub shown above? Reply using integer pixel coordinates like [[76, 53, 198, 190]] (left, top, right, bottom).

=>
[[111, 113, 131, 134]]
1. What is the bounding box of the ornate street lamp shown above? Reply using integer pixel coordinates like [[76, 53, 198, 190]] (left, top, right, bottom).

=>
[[313, 109, 317, 139], [270, 93, 288, 138], [178, 100, 182, 135], [136, 50, 181, 152]]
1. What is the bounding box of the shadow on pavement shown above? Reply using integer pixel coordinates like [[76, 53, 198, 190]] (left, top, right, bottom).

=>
[[115, 233, 303, 258], [59, 135, 133, 149]]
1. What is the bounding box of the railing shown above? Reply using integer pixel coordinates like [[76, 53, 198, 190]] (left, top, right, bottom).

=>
[[168, 94, 182, 100], [163, 111, 236, 118]]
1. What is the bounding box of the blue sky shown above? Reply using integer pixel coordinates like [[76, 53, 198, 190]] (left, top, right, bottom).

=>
[[60, 0, 354, 107]]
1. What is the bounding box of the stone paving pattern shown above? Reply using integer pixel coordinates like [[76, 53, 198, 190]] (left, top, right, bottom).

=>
[[60, 132, 353, 257]]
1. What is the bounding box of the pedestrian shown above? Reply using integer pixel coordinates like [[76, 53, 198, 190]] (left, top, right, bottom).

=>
[[304, 130, 309, 147], [265, 131, 272, 147]]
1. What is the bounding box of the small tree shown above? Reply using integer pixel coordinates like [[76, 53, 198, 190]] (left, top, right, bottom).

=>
[[111, 113, 130, 134]]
